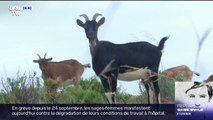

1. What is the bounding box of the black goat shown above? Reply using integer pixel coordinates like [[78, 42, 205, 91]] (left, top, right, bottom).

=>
[[77, 13, 169, 104]]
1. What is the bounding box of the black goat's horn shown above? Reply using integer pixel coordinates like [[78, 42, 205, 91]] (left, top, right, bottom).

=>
[[80, 14, 89, 21], [44, 53, 47, 59], [37, 54, 41, 59], [92, 13, 102, 21]]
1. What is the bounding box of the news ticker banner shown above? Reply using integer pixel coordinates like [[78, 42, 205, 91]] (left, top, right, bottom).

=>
[[0, 104, 174, 120], [1, 104, 212, 120]]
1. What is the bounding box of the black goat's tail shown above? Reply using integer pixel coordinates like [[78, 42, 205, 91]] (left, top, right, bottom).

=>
[[158, 35, 170, 50]]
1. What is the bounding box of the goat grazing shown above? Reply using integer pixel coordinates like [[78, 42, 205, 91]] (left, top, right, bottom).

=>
[[77, 13, 169, 104], [33, 53, 90, 92], [162, 65, 200, 81]]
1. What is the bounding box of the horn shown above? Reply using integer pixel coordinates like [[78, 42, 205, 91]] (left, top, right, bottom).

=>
[[47, 57, 53, 61], [37, 54, 41, 59], [92, 13, 102, 21], [44, 53, 47, 59], [80, 14, 89, 21]]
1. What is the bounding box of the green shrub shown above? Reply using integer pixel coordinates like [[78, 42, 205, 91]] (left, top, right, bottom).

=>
[[0, 73, 160, 104], [175, 73, 185, 81], [158, 72, 175, 103], [0, 72, 41, 104]]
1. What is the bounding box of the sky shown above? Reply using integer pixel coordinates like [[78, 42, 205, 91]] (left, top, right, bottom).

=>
[[0, 1, 213, 95]]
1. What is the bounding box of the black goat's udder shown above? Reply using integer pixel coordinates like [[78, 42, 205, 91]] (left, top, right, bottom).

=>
[[118, 68, 151, 81]]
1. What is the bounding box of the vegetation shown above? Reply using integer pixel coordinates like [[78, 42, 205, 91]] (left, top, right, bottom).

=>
[[0, 72, 41, 104], [0, 73, 144, 104], [0, 71, 175, 104], [158, 72, 175, 104]]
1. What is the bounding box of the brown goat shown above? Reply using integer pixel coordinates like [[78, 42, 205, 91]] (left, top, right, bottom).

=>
[[204, 75, 213, 82], [162, 65, 200, 81], [33, 53, 90, 92]]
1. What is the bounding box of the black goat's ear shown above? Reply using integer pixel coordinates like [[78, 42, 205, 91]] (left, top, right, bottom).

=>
[[76, 19, 85, 28], [97, 17, 105, 27], [33, 60, 38, 63]]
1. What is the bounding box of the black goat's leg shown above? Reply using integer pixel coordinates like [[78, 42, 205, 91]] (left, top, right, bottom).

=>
[[153, 80, 161, 104], [111, 72, 118, 104], [144, 83, 150, 104], [100, 75, 112, 104]]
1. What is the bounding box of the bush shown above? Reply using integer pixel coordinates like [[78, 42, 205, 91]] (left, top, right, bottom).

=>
[[0, 73, 154, 104], [45, 76, 108, 104], [158, 72, 175, 104], [0, 72, 41, 104]]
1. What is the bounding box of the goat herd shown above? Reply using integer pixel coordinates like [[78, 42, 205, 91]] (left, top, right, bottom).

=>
[[33, 13, 213, 104]]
